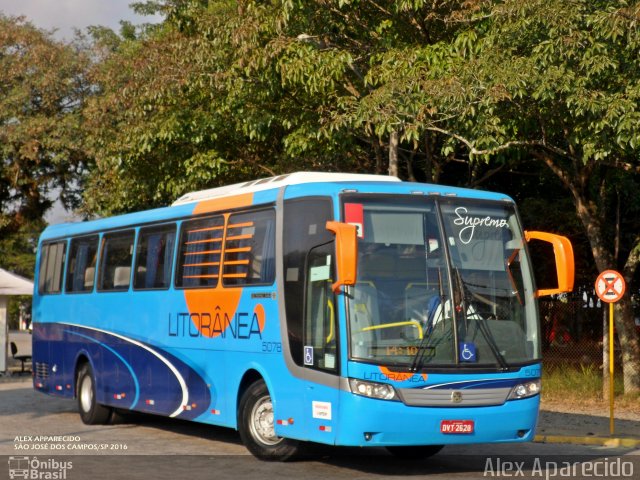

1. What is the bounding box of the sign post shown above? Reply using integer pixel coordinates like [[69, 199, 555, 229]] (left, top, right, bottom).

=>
[[594, 269, 626, 436]]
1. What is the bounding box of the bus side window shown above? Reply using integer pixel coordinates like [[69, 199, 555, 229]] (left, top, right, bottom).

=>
[[134, 224, 176, 290], [38, 241, 66, 294], [223, 209, 275, 286], [176, 216, 224, 288], [98, 230, 135, 291], [303, 243, 338, 372], [66, 235, 99, 293]]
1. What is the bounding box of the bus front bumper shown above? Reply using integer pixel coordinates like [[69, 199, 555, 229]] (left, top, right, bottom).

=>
[[335, 391, 539, 447]]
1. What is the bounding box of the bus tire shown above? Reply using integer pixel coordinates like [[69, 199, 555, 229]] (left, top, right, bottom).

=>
[[385, 445, 444, 459], [238, 379, 300, 461], [77, 363, 112, 425]]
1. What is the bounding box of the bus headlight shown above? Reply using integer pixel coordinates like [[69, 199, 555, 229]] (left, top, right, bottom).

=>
[[348, 378, 398, 401], [508, 379, 541, 400]]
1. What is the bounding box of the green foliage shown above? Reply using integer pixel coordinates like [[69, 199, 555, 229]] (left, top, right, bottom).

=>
[[84, 1, 509, 216], [0, 15, 90, 238]]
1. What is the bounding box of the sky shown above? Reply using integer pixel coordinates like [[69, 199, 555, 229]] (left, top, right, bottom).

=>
[[0, 0, 160, 41], [0, 1, 162, 223]]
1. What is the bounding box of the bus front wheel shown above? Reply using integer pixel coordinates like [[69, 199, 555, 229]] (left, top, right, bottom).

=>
[[238, 379, 300, 461], [77, 363, 112, 425], [385, 445, 444, 459]]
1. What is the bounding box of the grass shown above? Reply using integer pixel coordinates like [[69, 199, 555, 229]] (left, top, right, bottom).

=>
[[541, 364, 640, 413]]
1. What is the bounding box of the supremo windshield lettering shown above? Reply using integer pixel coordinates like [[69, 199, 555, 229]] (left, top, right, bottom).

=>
[[344, 195, 538, 369]]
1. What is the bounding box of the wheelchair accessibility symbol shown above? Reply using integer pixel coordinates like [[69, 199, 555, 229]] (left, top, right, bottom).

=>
[[459, 342, 477, 362], [304, 346, 314, 366]]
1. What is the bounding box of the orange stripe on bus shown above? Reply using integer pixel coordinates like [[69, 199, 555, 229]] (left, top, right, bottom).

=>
[[192, 193, 254, 215], [227, 222, 254, 229], [184, 192, 254, 339], [185, 250, 222, 255], [224, 247, 251, 253], [183, 262, 221, 267], [224, 234, 253, 241], [378, 366, 427, 382], [223, 260, 250, 266], [185, 238, 223, 245], [187, 225, 224, 234], [222, 273, 248, 278]]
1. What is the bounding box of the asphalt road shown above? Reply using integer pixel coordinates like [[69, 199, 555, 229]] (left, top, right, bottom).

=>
[[1, 381, 638, 480]]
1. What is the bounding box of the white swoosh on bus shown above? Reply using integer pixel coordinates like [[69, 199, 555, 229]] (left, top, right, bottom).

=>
[[62, 323, 189, 417]]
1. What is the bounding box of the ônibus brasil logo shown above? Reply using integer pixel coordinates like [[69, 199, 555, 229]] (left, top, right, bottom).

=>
[[8, 456, 73, 480]]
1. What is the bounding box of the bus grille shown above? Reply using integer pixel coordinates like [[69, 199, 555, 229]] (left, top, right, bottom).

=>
[[35, 362, 50, 379], [397, 387, 511, 407]]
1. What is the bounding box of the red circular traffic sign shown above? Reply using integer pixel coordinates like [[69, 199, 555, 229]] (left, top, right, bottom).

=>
[[595, 270, 626, 303]]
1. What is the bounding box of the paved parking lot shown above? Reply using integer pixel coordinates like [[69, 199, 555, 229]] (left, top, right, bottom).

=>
[[1, 381, 638, 480]]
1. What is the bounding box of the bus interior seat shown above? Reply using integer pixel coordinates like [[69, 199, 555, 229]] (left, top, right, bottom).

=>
[[84, 267, 95, 288], [251, 254, 262, 280], [114, 266, 131, 288]]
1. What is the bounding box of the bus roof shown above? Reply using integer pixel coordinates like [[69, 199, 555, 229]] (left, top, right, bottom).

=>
[[39, 172, 514, 241], [171, 172, 402, 206]]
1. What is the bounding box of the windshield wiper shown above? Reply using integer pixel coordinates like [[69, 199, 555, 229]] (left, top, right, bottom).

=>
[[455, 268, 510, 371], [409, 316, 438, 373], [476, 318, 509, 371]]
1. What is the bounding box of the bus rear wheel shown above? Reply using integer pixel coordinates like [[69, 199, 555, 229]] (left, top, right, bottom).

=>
[[77, 363, 112, 425], [238, 379, 300, 461], [385, 445, 444, 459]]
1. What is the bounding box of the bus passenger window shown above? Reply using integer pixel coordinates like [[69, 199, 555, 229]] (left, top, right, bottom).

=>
[[223, 209, 275, 286], [66, 235, 99, 293], [134, 225, 176, 290], [38, 241, 66, 294], [98, 230, 135, 291], [176, 216, 224, 288]]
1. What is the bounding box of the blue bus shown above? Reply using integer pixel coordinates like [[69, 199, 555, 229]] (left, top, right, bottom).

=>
[[32, 172, 574, 459]]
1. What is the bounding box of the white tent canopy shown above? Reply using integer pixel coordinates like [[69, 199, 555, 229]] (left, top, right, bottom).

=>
[[0, 268, 34, 373], [0, 268, 34, 295]]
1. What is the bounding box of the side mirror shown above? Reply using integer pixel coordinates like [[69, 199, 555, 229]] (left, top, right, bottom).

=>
[[525, 231, 575, 297], [326, 221, 358, 293]]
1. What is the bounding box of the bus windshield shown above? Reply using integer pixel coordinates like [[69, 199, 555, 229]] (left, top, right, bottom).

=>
[[345, 195, 539, 369]]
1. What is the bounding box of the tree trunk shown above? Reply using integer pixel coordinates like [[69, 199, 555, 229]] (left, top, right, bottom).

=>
[[615, 298, 640, 393], [373, 137, 384, 175], [424, 132, 434, 183], [602, 307, 610, 401], [573, 197, 640, 394], [388, 130, 399, 177], [538, 153, 640, 394], [407, 149, 417, 182]]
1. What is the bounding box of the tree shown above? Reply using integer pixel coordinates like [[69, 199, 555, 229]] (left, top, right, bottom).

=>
[[385, 0, 640, 392], [0, 15, 91, 243], [82, 0, 369, 215], [80, 1, 639, 391], [82, 1, 485, 215]]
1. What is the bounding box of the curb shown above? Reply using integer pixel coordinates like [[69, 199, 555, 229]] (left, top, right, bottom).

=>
[[535, 434, 640, 448]]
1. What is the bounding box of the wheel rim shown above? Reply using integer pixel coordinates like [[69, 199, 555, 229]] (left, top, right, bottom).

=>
[[79, 374, 93, 413], [249, 395, 282, 446]]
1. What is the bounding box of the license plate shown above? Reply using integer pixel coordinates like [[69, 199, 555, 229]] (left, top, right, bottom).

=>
[[440, 420, 474, 434]]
